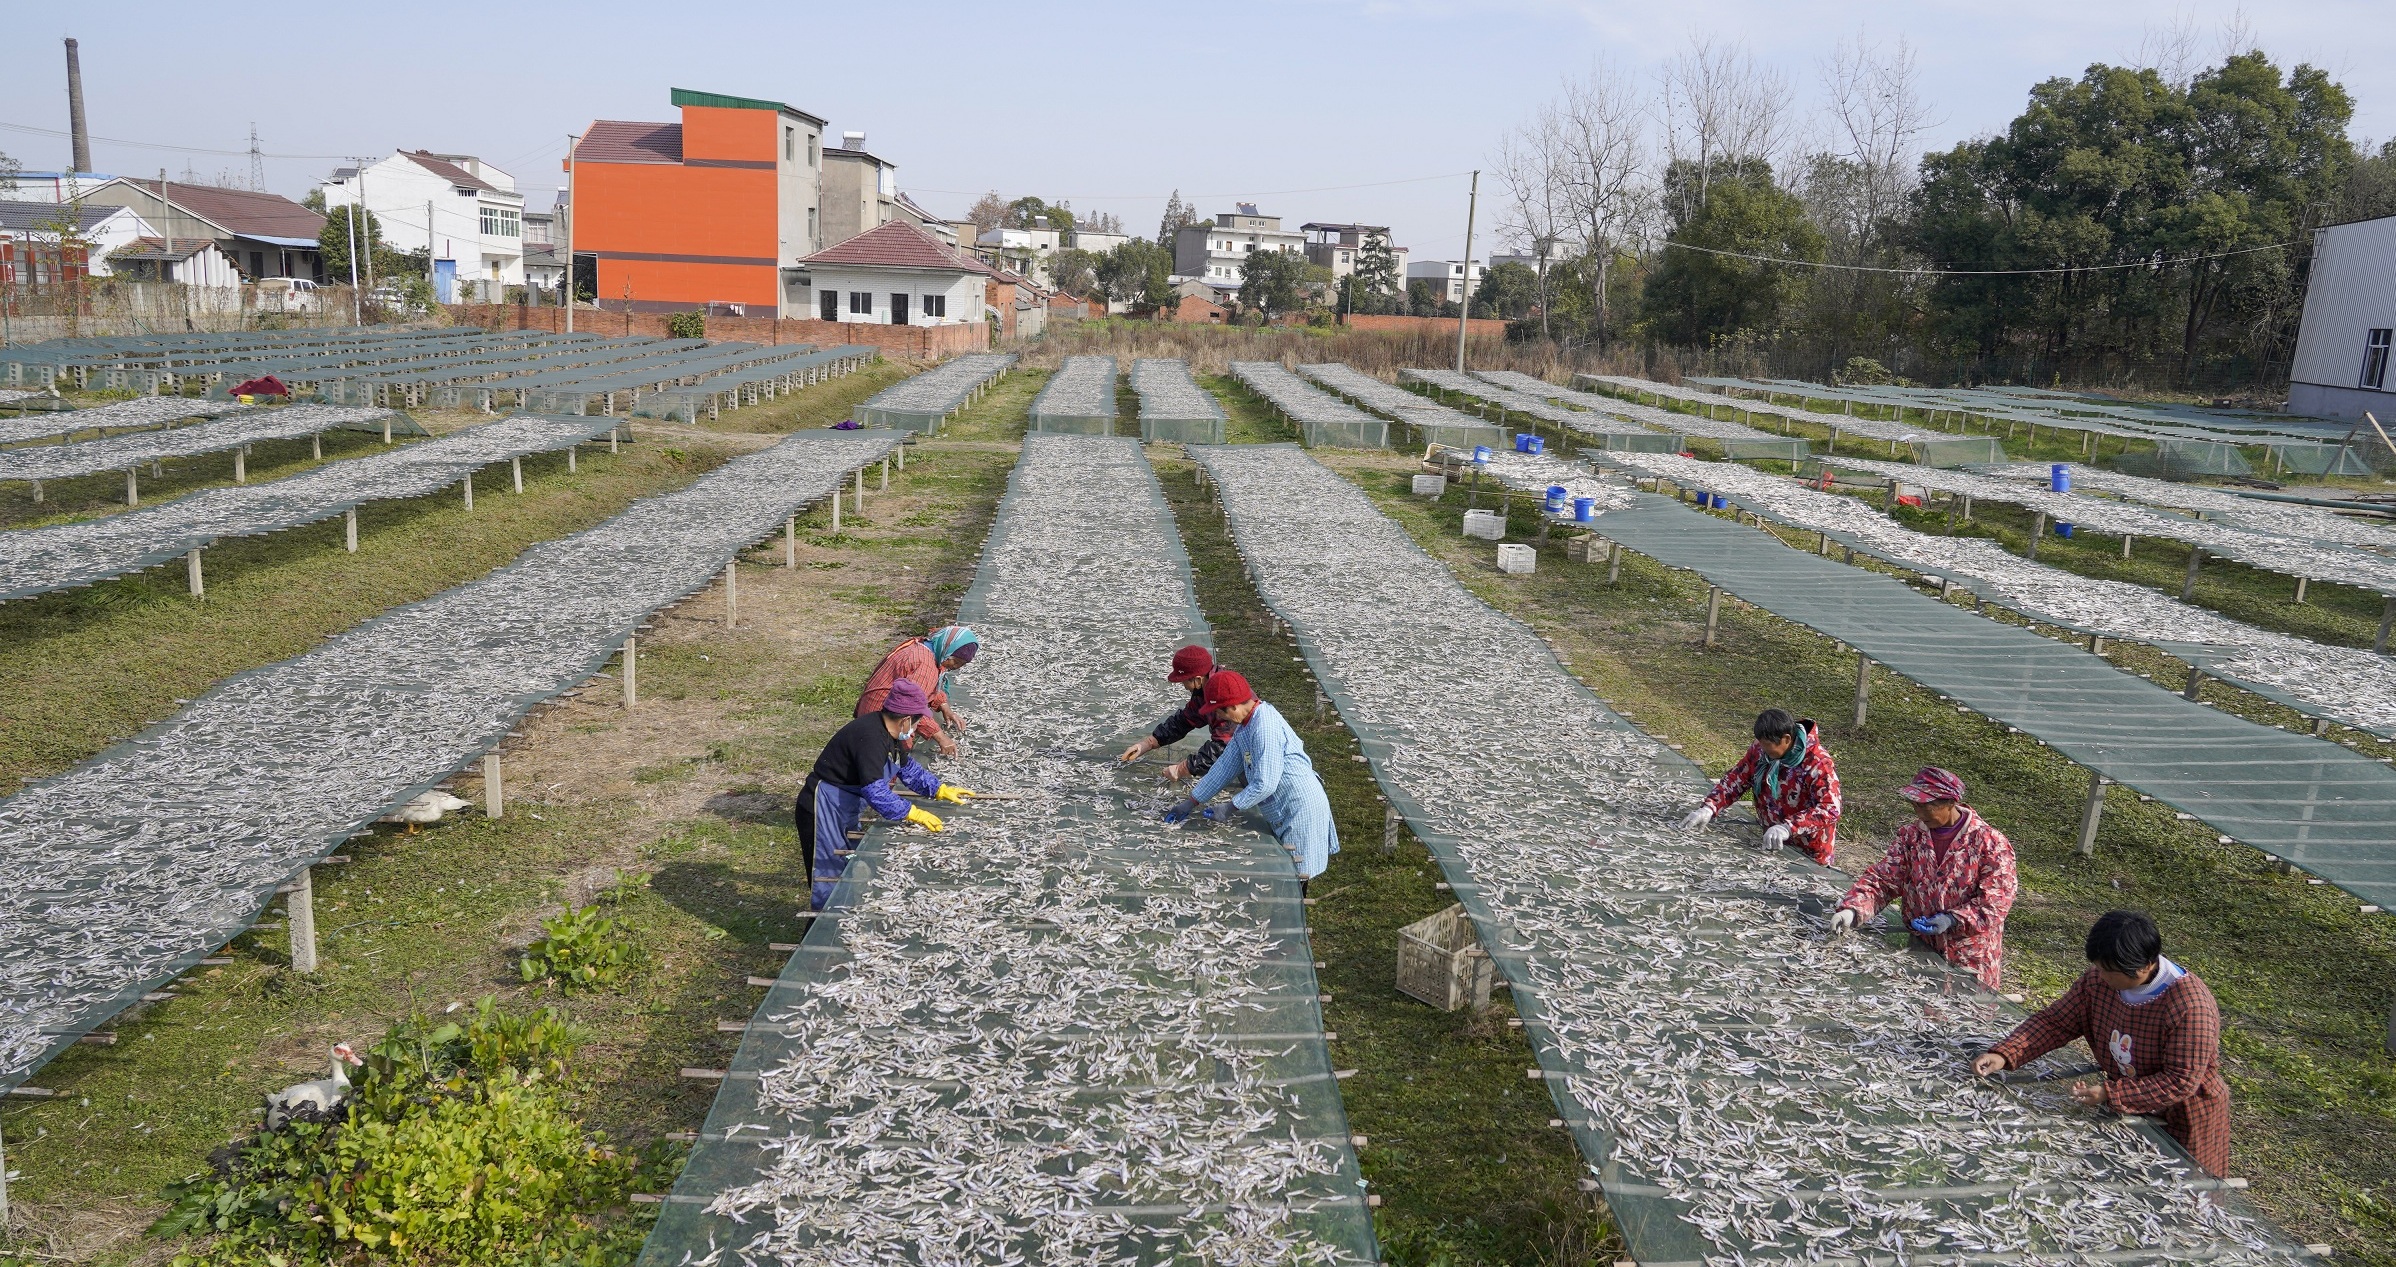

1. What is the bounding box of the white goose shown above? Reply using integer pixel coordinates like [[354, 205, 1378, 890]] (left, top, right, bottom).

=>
[[380, 790, 472, 832], [266, 1042, 363, 1128]]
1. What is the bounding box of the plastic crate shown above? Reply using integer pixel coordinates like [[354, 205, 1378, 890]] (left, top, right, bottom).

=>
[[1396, 903, 1495, 1011], [1496, 544, 1536, 574], [1411, 473, 1448, 497], [1462, 509, 1505, 540]]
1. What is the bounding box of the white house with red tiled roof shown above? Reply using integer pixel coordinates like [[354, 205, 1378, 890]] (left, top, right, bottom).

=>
[[318, 150, 527, 300], [796, 221, 988, 328]]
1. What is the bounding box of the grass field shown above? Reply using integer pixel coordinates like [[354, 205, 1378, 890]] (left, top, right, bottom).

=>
[[1319, 448, 2396, 1265]]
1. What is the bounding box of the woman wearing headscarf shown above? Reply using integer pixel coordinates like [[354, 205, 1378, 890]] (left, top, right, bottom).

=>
[[1678, 707, 1843, 864], [1827, 766, 2019, 990], [1164, 671, 1340, 885], [856, 624, 980, 758]]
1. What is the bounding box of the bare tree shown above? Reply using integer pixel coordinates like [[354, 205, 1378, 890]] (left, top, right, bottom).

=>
[[1658, 35, 1796, 216], [1553, 61, 1650, 348], [1496, 104, 1572, 338], [1818, 31, 1935, 246], [2134, 11, 2203, 88], [965, 191, 1009, 237]]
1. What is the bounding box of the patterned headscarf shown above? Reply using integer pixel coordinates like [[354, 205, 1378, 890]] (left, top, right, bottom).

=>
[[925, 625, 980, 694]]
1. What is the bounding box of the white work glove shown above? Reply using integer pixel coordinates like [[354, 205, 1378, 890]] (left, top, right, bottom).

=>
[[1762, 823, 1792, 850], [1677, 805, 1715, 832], [1826, 907, 1859, 936]]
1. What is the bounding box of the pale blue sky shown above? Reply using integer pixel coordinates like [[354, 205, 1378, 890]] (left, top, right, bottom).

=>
[[4, 0, 2386, 259]]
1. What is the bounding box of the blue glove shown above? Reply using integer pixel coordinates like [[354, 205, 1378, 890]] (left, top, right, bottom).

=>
[[1200, 804, 1231, 823], [1162, 797, 1200, 825], [1910, 913, 1957, 936]]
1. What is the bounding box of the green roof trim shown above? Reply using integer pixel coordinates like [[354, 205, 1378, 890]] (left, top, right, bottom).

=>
[[670, 88, 825, 125]]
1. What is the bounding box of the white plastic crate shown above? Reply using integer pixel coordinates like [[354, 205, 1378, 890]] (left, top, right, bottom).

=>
[[1396, 903, 1495, 1011], [1411, 473, 1448, 497], [1496, 543, 1536, 574], [1462, 509, 1505, 540]]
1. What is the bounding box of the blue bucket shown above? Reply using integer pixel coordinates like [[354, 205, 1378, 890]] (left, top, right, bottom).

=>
[[1545, 494, 1566, 514], [2050, 463, 2070, 492], [1710, 493, 1729, 510], [1524, 435, 1544, 455], [1545, 484, 1568, 501], [1573, 496, 1596, 522], [2056, 522, 2074, 538], [1513, 433, 1531, 452], [1473, 445, 1492, 464]]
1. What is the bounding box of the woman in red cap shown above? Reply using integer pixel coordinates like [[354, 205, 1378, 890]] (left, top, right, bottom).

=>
[[1117, 645, 1237, 782], [1166, 670, 1340, 883], [1827, 766, 2019, 990]]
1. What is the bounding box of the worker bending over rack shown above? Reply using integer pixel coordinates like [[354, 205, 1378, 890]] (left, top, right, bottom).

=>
[[1118, 645, 1238, 782], [1679, 708, 1844, 864], [856, 625, 980, 758], [796, 680, 976, 909], [1973, 911, 2230, 1177], [1827, 767, 2019, 988], [1164, 671, 1340, 886]]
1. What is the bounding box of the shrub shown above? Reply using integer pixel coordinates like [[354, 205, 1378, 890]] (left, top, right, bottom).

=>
[[151, 998, 676, 1266], [663, 311, 706, 339], [519, 904, 636, 993]]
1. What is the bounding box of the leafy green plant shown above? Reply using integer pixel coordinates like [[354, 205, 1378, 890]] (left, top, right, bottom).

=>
[[519, 904, 636, 992], [150, 998, 673, 1266], [663, 311, 706, 339]]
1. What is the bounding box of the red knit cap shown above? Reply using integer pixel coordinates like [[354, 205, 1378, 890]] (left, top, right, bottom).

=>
[[1200, 670, 1255, 715], [1168, 645, 1215, 684]]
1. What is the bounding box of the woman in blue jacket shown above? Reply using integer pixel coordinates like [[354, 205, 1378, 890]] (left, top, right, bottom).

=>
[[1166, 670, 1339, 882]]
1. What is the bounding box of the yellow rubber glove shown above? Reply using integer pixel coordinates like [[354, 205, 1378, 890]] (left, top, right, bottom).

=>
[[904, 805, 945, 832], [935, 785, 975, 804]]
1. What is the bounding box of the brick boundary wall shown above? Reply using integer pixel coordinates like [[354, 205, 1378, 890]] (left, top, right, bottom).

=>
[[1337, 313, 1509, 338], [441, 304, 989, 360]]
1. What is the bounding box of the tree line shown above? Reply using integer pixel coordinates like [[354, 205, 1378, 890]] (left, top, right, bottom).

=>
[[1482, 32, 2396, 387]]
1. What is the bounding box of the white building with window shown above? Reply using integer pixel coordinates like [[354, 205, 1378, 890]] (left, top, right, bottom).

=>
[[2290, 213, 2396, 420], [797, 221, 987, 326], [319, 150, 526, 302], [1173, 204, 1303, 287], [1407, 258, 1485, 305]]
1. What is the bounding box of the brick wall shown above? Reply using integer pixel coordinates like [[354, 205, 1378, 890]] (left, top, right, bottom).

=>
[[1338, 313, 1509, 338], [441, 303, 988, 360]]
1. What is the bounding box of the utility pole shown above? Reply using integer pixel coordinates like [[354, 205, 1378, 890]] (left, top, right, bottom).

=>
[[1454, 170, 1479, 375], [64, 39, 91, 174], [344, 201, 361, 324], [247, 123, 265, 191], [426, 198, 437, 303], [351, 157, 376, 296], [563, 133, 578, 332]]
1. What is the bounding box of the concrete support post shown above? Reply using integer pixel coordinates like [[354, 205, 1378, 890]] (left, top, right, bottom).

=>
[[126, 467, 139, 506], [1853, 653, 1872, 728], [2027, 512, 2045, 560], [2184, 667, 2207, 700], [234, 446, 246, 483], [2377, 597, 2396, 655], [880, 456, 890, 490], [567, 445, 577, 473], [483, 754, 504, 819], [2294, 576, 2307, 604], [1383, 805, 1400, 855], [2091, 634, 2107, 655], [1606, 543, 1623, 584], [511, 456, 524, 493], [2182, 549, 2203, 602], [895, 443, 904, 471], [311, 433, 322, 460], [345, 509, 358, 552], [609, 428, 619, 455], [2075, 772, 2110, 856], [462, 475, 474, 510], [1702, 586, 1722, 648], [855, 465, 865, 508], [830, 490, 841, 534], [29, 480, 40, 503], [724, 560, 737, 629], [2122, 535, 2133, 559], [383, 417, 393, 444], [186, 548, 203, 598], [287, 865, 318, 974], [622, 636, 637, 709], [785, 516, 798, 567]]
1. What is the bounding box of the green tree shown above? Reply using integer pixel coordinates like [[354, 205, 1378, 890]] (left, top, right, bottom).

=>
[[1047, 247, 1098, 296], [1237, 248, 1309, 319], [1640, 157, 1825, 345], [1472, 260, 1540, 320], [1353, 230, 1401, 301], [1157, 190, 1199, 245], [1406, 278, 1452, 317], [1004, 196, 1050, 230], [1095, 239, 1174, 311]]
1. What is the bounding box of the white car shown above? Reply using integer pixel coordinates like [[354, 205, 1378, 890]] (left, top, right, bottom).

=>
[[253, 277, 319, 313]]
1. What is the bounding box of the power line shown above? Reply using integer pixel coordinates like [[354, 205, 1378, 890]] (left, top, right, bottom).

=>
[[1657, 237, 2298, 276], [906, 170, 1478, 202], [0, 118, 349, 162]]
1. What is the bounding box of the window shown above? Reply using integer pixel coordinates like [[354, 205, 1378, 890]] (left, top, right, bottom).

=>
[[808, 134, 818, 166], [785, 126, 795, 161], [820, 290, 838, 321], [807, 207, 818, 243], [850, 290, 873, 314], [249, 251, 265, 277], [922, 293, 946, 318], [2366, 329, 2393, 390], [480, 206, 520, 237]]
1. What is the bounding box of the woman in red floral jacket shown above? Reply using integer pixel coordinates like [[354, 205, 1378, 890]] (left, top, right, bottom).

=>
[[1828, 767, 2019, 989], [1679, 709, 1843, 864], [1972, 911, 2231, 1177]]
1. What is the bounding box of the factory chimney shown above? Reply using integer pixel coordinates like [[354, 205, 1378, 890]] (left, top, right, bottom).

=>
[[65, 38, 92, 174]]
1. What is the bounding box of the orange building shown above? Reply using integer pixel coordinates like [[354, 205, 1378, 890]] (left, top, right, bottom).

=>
[[569, 88, 825, 315]]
